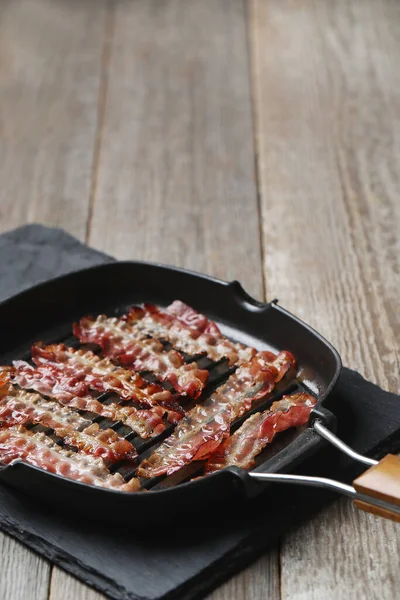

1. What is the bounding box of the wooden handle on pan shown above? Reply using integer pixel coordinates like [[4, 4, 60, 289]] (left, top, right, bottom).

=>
[[353, 454, 400, 522]]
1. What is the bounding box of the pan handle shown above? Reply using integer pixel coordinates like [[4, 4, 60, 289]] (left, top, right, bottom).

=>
[[249, 420, 400, 523]]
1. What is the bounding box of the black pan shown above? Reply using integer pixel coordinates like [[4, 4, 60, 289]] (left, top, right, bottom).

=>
[[2, 262, 396, 526]]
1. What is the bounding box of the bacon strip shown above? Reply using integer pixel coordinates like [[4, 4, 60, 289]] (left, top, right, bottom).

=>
[[73, 315, 209, 398], [31, 343, 173, 407], [7, 364, 169, 438], [167, 301, 258, 363], [248, 350, 294, 383], [0, 426, 140, 491], [167, 300, 216, 334], [137, 403, 234, 479], [0, 379, 136, 463], [28, 343, 182, 423], [136, 351, 293, 478], [127, 300, 256, 366], [127, 302, 255, 366], [205, 392, 316, 473]]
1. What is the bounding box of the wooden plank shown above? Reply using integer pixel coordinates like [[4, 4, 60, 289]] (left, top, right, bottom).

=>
[[49, 569, 104, 600], [0, 0, 108, 241], [0, 533, 50, 600], [84, 1, 280, 599], [88, 0, 264, 300], [251, 0, 400, 598], [281, 498, 400, 600], [0, 0, 108, 599]]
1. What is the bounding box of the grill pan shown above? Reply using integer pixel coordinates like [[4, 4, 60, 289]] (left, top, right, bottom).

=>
[[0, 261, 399, 526]]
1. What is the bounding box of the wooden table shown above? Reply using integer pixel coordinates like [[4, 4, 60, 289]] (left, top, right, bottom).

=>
[[1, 1, 399, 598]]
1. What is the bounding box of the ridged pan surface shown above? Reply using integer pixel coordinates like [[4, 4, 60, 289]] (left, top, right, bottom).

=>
[[0, 262, 341, 525]]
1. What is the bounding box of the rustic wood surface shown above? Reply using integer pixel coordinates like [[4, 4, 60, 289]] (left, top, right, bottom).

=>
[[0, 0, 399, 599]]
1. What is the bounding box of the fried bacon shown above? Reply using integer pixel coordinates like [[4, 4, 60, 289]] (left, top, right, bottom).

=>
[[136, 351, 291, 478], [137, 403, 233, 479], [127, 302, 255, 366], [31, 343, 173, 406], [205, 392, 317, 473], [7, 364, 169, 438], [249, 350, 294, 383], [0, 378, 136, 463], [73, 315, 209, 398], [0, 426, 140, 491], [167, 300, 216, 333]]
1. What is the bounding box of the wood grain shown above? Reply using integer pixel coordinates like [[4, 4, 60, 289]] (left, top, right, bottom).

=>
[[251, 0, 400, 598], [0, 0, 107, 240], [251, 0, 400, 391], [49, 569, 104, 600], [88, 0, 264, 300], [354, 454, 400, 520], [281, 498, 400, 600], [0, 533, 50, 600]]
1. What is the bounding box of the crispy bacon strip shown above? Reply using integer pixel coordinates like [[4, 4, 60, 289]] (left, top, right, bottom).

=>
[[136, 351, 290, 478], [205, 392, 317, 473], [167, 300, 216, 334], [127, 302, 255, 366], [137, 403, 234, 479], [31, 343, 173, 406], [0, 379, 136, 463], [7, 364, 169, 438], [0, 426, 140, 491], [249, 350, 294, 383], [73, 315, 209, 398]]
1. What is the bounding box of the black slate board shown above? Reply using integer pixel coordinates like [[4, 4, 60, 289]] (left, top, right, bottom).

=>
[[1, 224, 400, 600]]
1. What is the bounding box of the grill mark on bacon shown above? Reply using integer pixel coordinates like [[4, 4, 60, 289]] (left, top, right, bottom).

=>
[[138, 403, 234, 479], [0, 379, 136, 463], [28, 342, 184, 423], [31, 343, 173, 407], [205, 392, 317, 473], [73, 315, 209, 398], [126, 302, 255, 366], [0, 425, 141, 491], [7, 364, 170, 438], [136, 351, 293, 478]]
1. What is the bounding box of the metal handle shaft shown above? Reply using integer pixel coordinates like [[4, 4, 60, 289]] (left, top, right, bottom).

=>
[[248, 419, 400, 520], [248, 471, 355, 497], [248, 471, 400, 518], [313, 420, 378, 467]]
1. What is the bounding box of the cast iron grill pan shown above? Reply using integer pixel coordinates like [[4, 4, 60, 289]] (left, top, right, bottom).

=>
[[0, 262, 341, 525]]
